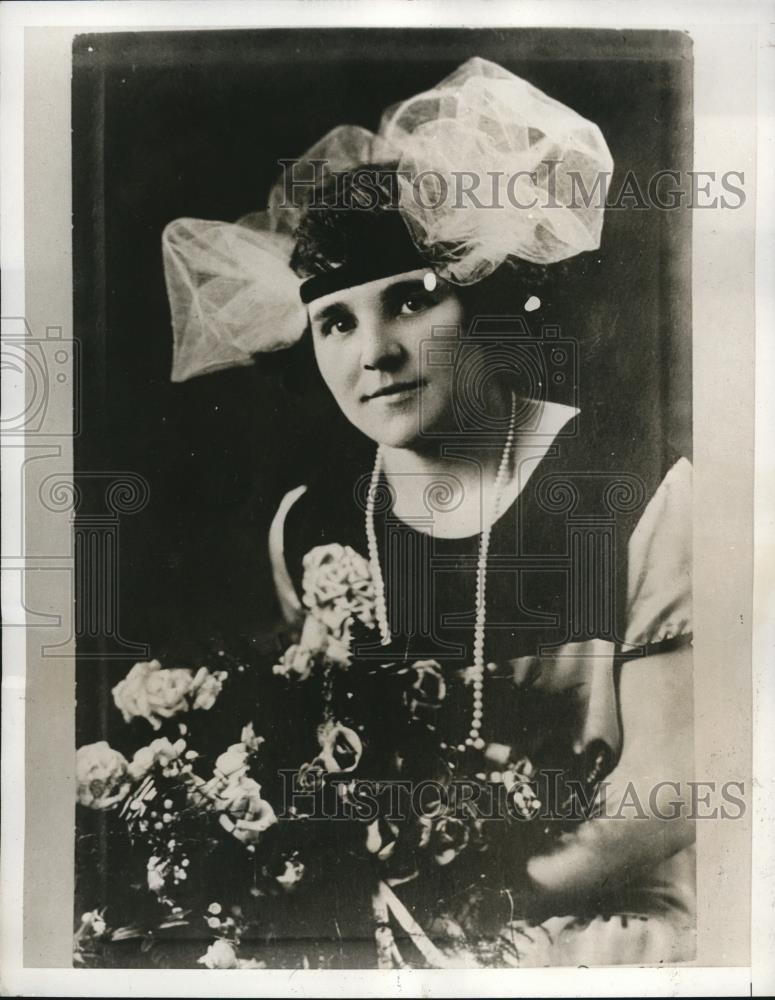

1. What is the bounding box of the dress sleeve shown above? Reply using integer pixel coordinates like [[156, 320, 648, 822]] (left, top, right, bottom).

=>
[[268, 484, 307, 625], [625, 457, 692, 647]]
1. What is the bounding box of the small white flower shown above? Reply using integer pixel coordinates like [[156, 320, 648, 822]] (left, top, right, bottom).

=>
[[190, 667, 228, 711], [146, 855, 167, 895], [276, 858, 306, 891], [239, 722, 264, 753], [197, 939, 239, 970], [80, 909, 107, 937], [272, 643, 314, 681]]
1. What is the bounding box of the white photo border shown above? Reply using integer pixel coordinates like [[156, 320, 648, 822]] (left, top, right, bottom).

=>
[[2, 1, 773, 996]]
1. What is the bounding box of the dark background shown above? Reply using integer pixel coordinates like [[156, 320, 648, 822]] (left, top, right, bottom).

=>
[[73, 28, 692, 746]]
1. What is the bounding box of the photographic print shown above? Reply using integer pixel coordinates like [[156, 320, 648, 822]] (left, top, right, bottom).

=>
[[71, 27, 697, 970], [1, 3, 771, 995]]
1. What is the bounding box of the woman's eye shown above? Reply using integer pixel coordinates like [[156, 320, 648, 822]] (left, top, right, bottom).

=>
[[321, 315, 355, 337], [399, 294, 433, 315]]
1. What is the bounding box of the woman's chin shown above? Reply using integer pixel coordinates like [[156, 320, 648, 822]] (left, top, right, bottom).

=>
[[371, 427, 424, 451], [353, 398, 452, 451], [354, 412, 423, 451]]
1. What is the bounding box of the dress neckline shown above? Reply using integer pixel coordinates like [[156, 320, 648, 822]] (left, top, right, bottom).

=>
[[377, 400, 581, 541]]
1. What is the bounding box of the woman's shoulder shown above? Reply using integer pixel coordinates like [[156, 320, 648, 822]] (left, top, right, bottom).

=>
[[625, 455, 692, 647]]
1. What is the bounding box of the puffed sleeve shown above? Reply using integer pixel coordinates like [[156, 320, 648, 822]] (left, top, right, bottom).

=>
[[522, 459, 696, 915], [625, 457, 692, 647], [268, 484, 307, 625], [506, 457, 693, 770]]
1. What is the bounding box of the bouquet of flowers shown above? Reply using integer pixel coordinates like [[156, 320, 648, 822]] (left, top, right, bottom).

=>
[[75, 544, 597, 970]]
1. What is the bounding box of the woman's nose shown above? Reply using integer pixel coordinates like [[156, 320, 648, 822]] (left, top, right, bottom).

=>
[[360, 319, 405, 372]]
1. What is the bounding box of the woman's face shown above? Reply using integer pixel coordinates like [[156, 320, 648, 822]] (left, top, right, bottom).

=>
[[308, 268, 465, 450]]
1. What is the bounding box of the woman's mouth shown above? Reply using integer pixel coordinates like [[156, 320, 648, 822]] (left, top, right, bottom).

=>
[[364, 378, 427, 404]]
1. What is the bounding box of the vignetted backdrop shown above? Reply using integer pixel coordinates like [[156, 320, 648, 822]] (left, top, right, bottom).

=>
[[72, 28, 692, 769]]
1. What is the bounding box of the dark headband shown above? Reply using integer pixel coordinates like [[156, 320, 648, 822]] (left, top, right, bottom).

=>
[[298, 211, 431, 305]]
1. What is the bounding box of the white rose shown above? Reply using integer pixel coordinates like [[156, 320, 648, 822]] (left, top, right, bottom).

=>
[[112, 660, 193, 729], [197, 939, 239, 969], [216, 775, 278, 845], [216, 774, 262, 815], [302, 544, 348, 606], [76, 742, 130, 810], [215, 743, 249, 781], [314, 601, 354, 639], [301, 544, 376, 636], [317, 722, 363, 774], [128, 737, 187, 780], [112, 660, 227, 730]]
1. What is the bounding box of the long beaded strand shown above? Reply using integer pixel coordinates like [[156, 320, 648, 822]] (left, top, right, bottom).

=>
[[365, 392, 518, 752]]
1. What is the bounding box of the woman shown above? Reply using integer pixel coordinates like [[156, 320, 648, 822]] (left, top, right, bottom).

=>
[[163, 57, 694, 967]]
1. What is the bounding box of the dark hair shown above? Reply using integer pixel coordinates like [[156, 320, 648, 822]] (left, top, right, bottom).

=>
[[290, 164, 406, 279]]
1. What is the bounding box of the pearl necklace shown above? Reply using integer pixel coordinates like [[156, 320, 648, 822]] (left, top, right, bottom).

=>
[[365, 392, 518, 753]]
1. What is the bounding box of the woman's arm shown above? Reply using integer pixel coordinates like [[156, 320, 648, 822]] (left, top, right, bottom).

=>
[[526, 642, 694, 901], [268, 484, 307, 625]]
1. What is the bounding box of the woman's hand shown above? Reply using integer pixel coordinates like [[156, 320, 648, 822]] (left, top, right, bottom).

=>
[[526, 642, 695, 902]]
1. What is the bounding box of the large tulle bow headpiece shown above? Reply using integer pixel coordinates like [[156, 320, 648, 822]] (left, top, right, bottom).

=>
[[162, 57, 613, 382]]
